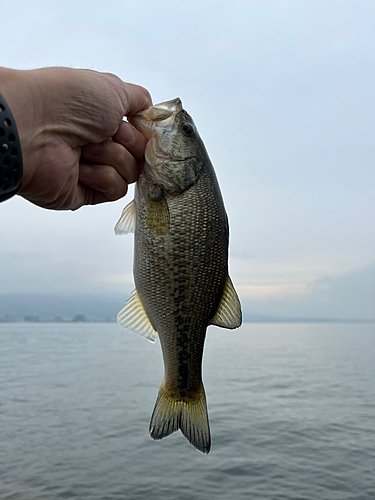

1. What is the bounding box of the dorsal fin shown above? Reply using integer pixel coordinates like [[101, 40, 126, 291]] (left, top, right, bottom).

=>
[[114, 199, 136, 235], [209, 275, 242, 329], [117, 289, 158, 343]]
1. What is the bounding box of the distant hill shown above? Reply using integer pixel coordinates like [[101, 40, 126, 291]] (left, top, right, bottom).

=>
[[0, 293, 129, 322], [1, 293, 374, 324]]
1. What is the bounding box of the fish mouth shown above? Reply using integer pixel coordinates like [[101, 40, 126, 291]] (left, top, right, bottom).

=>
[[141, 98, 182, 122], [131, 97, 192, 173], [129, 98, 183, 139]]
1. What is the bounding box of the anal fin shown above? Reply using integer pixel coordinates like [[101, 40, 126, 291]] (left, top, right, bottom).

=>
[[209, 275, 242, 329]]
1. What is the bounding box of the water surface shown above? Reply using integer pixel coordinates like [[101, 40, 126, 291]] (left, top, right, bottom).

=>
[[1, 322, 374, 499]]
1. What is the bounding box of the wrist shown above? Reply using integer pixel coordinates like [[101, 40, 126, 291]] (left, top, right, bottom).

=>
[[0, 68, 37, 132]]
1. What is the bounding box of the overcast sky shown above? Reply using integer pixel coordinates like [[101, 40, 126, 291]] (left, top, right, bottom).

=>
[[1, 0, 374, 319]]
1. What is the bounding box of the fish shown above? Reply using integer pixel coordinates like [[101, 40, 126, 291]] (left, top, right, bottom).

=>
[[115, 98, 242, 454]]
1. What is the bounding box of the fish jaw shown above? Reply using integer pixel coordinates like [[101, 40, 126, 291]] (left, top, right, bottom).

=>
[[129, 98, 183, 139], [144, 98, 183, 119]]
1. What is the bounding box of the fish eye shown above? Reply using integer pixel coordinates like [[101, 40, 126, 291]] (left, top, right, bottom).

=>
[[181, 123, 194, 136]]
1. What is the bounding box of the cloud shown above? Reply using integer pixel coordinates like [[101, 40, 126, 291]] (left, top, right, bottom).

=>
[[0, 250, 134, 295], [1, 0, 374, 322], [305, 263, 375, 318], [241, 263, 375, 320], [237, 284, 307, 301]]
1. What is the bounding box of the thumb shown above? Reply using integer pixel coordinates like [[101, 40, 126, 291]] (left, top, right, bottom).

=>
[[103, 73, 152, 117]]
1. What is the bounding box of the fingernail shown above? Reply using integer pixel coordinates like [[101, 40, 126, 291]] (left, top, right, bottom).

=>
[[79, 164, 93, 178], [119, 121, 135, 144]]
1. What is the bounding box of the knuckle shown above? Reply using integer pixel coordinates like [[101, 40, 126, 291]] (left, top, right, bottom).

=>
[[112, 144, 129, 166], [139, 86, 152, 105], [110, 145, 139, 183], [100, 168, 127, 200], [100, 168, 118, 192], [123, 161, 139, 184]]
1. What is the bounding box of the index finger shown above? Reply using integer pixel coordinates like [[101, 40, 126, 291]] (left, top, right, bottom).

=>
[[112, 121, 148, 163]]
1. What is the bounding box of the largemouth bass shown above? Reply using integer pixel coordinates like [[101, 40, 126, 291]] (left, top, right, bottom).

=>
[[115, 98, 242, 454]]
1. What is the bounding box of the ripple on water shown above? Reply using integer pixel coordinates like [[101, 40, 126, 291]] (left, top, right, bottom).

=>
[[1, 323, 375, 500]]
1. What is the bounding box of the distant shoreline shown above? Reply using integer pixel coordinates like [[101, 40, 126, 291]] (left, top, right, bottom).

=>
[[1, 318, 374, 325]]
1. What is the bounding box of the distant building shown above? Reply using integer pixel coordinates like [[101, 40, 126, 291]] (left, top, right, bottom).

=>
[[24, 315, 40, 322], [72, 315, 86, 322], [0, 315, 18, 322]]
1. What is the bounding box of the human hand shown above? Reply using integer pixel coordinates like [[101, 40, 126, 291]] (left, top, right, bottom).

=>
[[0, 67, 152, 210]]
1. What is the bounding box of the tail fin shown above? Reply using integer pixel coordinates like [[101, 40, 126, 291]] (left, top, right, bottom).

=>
[[149, 381, 211, 454]]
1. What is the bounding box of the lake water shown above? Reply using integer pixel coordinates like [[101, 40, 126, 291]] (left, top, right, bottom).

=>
[[1, 322, 374, 499]]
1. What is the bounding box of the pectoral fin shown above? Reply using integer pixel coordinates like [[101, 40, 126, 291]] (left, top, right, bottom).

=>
[[114, 199, 136, 235], [209, 275, 242, 329], [147, 192, 169, 236], [117, 289, 158, 343]]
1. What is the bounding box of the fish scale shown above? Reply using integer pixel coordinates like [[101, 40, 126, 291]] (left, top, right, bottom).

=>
[[136, 173, 224, 393], [115, 98, 242, 453]]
